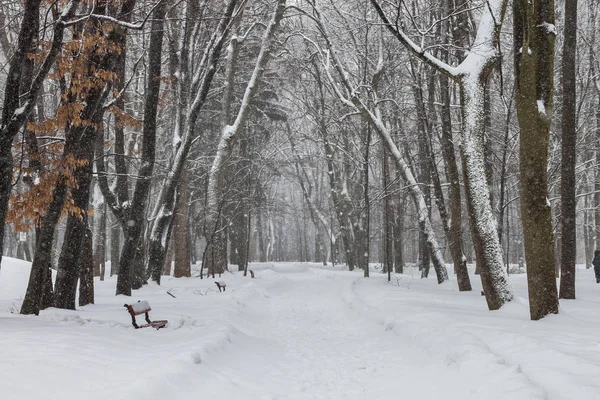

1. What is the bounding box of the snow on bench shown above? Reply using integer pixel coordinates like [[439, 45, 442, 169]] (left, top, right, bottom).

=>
[[124, 300, 168, 330], [129, 300, 151, 314]]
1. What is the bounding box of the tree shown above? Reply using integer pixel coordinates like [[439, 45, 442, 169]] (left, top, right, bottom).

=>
[[97, 0, 167, 295], [203, 0, 287, 276], [559, 0, 578, 299], [369, 0, 512, 308], [304, 1, 449, 284], [513, 0, 559, 319], [146, 0, 240, 284], [0, 0, 75, 269]]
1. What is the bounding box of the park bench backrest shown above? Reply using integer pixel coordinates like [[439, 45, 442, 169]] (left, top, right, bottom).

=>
[[126, 300, 151, 316]]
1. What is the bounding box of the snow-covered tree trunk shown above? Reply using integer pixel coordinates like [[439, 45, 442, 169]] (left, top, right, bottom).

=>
[[369, 0, 512, 307], [203, 0, 287, 275], [439, 70, 471, 291], [459, 78, 512, 308], [307, 4, 449, 283]]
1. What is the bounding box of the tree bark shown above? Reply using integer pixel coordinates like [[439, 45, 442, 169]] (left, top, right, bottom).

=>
[[53, 128, 95, 310], [559, 0, 577, 299], [110, 219, 120, 276], [79, 228, 94, 307], [439, 72, 471, 291], [514, 0, 559, 319], [173, 163, 191, 278]]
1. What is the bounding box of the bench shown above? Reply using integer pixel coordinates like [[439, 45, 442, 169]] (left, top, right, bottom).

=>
[[124, 300, 168, 329], [215, 281, 226, 292]]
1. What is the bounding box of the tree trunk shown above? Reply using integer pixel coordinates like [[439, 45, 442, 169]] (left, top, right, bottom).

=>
[[173, 164, 191, 278], [111, 0, 166, 291], [439, 72, 471, 291], [0, 0, 74, 267], [383, 146, 393, 280], [514, 0, 559, 319], [54, 124, 98, 310], [559, 0, 577, 299], [94, 202, 107, 279], [110, 220, 120, 276], [79, 228, 94, 307], [393, 195, 405, 274], [21, 181, 69, 314], [362, 124, 371, 278]]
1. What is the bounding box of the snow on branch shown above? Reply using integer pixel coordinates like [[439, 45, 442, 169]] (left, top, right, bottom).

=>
[[65, 0, 166, 30]]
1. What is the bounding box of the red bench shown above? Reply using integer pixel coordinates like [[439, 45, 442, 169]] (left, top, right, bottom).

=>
[[215, 281, 226, 292], [124, 300, 168, 329]]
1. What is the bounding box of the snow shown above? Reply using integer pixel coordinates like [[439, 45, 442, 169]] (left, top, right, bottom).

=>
[[538, 22, 557, 36], [537, 100, 546, 116], [2, 257, 600, 399], [128, 300, 151, 314]]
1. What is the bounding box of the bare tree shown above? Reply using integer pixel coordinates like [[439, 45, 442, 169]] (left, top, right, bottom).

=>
[[559, 0, 578, 299], [369, 0, 512, 308], [514, 0, 559, 319]]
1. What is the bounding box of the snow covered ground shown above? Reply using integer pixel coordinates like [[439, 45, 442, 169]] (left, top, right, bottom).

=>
[[1, 257, 600, 400]]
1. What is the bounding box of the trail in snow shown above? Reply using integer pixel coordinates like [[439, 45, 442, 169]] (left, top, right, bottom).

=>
[[195, 268, 546, 400], [2, 259, 600, 399]]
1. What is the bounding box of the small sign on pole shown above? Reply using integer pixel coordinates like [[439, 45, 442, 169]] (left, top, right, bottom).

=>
[[19, 232, 27, 242]]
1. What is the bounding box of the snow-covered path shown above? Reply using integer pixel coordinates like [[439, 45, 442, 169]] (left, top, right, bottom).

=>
[[198, 271, 435, 400], [2, 259, 600, 399], [194, 268, 548, 400]]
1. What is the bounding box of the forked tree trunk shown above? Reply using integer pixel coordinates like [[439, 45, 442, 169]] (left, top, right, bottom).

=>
[[53, 138, 94, 310]]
